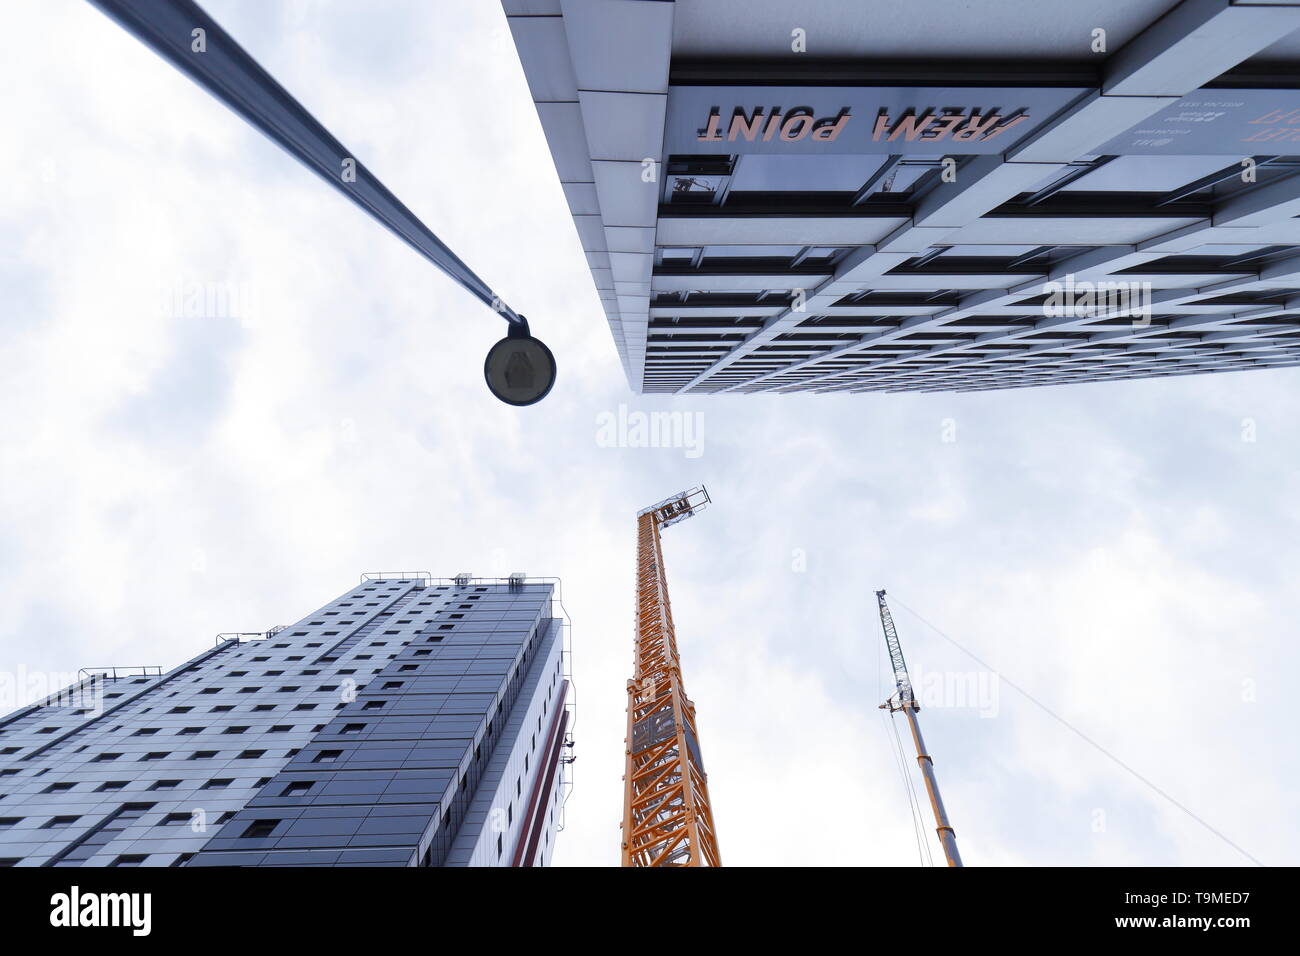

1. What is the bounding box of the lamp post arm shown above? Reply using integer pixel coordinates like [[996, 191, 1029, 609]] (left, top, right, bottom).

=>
[[87, 0, 524, 327]]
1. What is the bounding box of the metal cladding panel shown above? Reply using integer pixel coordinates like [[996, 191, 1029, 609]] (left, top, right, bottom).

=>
[[560, 0, 672, 94], [579, 90, 667, 161], [506, 15, 579, 103], [654, 215, 907, 247], [535, 102, 596, 183], [668, 0, 1178, 61]]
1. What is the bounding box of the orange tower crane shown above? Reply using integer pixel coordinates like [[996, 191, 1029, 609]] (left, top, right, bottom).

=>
[[620, 487, 722, 867]]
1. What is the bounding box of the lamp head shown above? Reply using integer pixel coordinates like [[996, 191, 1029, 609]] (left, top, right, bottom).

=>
[[484, 317, 556, 406]]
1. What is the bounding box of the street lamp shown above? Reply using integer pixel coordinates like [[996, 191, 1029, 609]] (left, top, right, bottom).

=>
[[88, 0, 554, 405], [484, 318, 557, 407]]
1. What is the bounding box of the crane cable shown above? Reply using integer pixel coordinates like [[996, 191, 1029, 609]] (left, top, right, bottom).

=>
[[888, 709, 934, 867], [878, 626, 931, 867]]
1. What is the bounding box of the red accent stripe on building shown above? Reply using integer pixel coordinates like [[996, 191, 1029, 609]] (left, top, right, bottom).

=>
[[512, 679, 569, 867]]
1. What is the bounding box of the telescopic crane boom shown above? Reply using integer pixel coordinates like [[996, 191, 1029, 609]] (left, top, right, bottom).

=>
[[621, 488, 721, 867], [877, 589, 963, 867]]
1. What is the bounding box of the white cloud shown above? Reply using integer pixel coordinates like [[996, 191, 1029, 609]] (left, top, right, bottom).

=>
[[2, 0, 1298, 868]]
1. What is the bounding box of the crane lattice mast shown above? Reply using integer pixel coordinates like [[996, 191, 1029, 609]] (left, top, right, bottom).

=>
[[621, 488, 721, 867], [876, 589, 964, 867]]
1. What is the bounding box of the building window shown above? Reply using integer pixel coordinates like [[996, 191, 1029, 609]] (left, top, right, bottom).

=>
[[110, 854, 148, 867], [202, 779, 233, 790], [242, 820, 279, 838], [42, 816, 80, 829], [313, 750, 341, 763]]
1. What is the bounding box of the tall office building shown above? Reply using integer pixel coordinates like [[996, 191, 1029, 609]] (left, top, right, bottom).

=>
[[0, 574, 572, 867], [505, 0, 1300, 394]]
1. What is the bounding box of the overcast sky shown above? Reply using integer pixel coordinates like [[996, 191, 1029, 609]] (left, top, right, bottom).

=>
[[2, 0, 1297, 867]]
